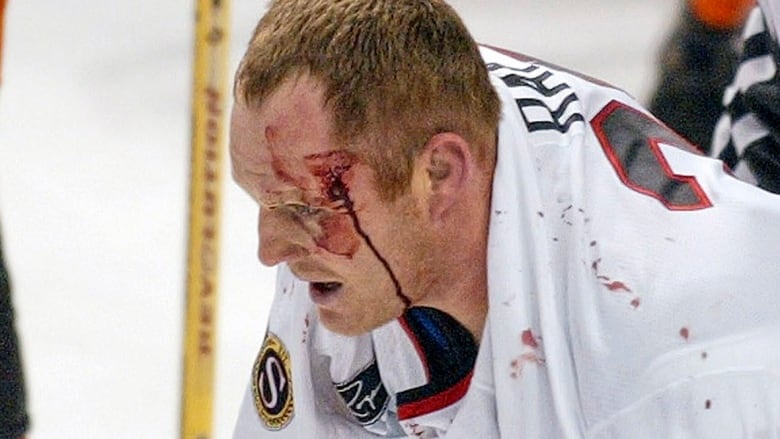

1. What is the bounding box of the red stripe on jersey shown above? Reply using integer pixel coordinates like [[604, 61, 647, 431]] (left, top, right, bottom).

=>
[[399, 314, 431, 382], [397, 371, 474, 421]]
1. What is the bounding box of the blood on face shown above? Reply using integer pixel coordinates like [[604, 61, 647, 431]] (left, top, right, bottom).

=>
[[264, 141, 412, 308], [304, 150, 412, 307], [302, 150, 361, 257], [263, 140, 361, 258]]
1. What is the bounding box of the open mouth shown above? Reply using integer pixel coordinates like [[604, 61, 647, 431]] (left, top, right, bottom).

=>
[[309, 281, 344, 305], [312, 282, 342, 293]]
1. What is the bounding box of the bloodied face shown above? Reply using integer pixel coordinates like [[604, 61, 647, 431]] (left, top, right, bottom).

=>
[[230, 75, 432, 335]]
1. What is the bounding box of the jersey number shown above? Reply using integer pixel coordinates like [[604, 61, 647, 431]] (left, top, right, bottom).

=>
[[591, 101, 712, 210]]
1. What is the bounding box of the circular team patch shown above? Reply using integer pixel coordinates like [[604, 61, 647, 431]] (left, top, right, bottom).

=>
[[252, 332, 294, 430]]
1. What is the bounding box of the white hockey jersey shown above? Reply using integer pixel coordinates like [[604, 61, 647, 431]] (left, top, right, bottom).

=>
[[234, 46, 780, 438]]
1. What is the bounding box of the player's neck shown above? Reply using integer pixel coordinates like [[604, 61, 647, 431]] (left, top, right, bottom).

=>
[[411, 168, 492, 343], [413, 231, 490, 343]]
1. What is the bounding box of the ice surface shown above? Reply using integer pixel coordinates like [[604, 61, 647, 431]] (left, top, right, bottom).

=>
[[0, 1, 676, 437]]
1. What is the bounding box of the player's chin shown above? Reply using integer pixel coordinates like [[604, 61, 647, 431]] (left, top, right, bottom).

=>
[[316, 307, 395, 337]]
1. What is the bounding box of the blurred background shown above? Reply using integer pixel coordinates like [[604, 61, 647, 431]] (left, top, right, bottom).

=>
[[0, 1, 677, 437]]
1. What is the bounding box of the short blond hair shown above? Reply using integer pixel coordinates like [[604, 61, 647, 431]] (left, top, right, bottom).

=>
[[235, 0, 500, 200]]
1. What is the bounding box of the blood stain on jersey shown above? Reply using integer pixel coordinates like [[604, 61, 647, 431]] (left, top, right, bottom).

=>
[[705, 399, 712, 409], [253, 332, 294, 431], [301, 313, 310, 344], [577, 207, 591, 223], [512, 329, 544, 378], [403, 421, 427, 438], [521, 329, 539, 348], [630, 297, 641, 309], [560, 205, 575, 226], [510, 352, 544, 379], [679, 326, 690, 341], [590, 258, 633, 293], [603, 280, 632, 293]]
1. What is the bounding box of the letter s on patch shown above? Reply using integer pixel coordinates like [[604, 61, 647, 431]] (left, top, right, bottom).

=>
[[253, 332, 294, 430]]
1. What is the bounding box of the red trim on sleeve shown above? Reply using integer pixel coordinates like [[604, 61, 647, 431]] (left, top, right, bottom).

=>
[[397, 371, 474, 421], [398, 315, 431, 382]]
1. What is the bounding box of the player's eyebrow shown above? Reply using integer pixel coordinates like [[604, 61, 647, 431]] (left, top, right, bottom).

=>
[[231, 161, 267, 183]]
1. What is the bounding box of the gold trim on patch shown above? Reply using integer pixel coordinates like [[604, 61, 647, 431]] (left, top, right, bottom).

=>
[[252, 332, 294, 431]]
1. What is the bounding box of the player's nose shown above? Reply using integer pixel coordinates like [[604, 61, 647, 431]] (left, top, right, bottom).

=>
[[256, 207, 311, 266]]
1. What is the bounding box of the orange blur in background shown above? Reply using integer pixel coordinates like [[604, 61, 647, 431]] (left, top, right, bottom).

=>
[[691, 0, 756, 29]]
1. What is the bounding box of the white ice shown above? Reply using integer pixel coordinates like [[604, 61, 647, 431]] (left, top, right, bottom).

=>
[[0, 1, 677, 437]]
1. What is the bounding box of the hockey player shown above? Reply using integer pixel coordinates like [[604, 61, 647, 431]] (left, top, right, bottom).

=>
[[0, 0, 31, 437], [230, 1, 780, 437]]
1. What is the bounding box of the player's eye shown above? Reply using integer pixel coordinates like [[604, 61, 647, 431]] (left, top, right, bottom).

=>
[[287, 203, 322, 218], [262, 200, 330, 219]]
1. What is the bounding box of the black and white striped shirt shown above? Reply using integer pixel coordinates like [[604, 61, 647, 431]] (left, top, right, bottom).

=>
[[711, 0, 780, 193]]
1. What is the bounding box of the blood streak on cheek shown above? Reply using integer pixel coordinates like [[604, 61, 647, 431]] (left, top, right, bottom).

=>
[[265, 131, 359, 258], [305, 151, 412, 308], [313, 215, 360, 257]]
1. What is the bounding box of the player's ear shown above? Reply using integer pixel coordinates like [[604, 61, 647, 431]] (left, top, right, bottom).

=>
[[412, 132, 473, 223]]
